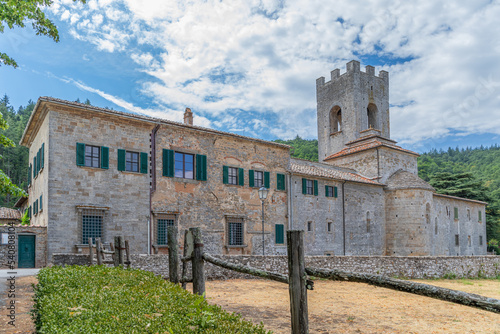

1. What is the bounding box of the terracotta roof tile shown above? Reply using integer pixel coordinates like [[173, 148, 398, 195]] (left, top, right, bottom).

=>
[[0, 208, 21, 220], [385, 170, 435, 191], [324, 141, 418, 160], [290, 160, 381, 185]]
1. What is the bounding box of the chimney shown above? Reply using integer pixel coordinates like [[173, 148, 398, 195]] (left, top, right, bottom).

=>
[[183, 107, 193, 125]]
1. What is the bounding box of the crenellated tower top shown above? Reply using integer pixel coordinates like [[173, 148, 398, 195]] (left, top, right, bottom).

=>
[[316, 60, 391, 161]]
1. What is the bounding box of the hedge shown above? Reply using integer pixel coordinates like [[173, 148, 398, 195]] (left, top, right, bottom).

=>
[[32, 265, 271, 333]]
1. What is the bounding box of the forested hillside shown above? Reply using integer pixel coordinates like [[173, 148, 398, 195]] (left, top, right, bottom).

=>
[[0, 95, 33, 207], [275, 136, 318, 161]]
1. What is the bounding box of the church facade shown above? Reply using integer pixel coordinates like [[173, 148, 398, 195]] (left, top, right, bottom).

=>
[[19, 60, 487, 264]]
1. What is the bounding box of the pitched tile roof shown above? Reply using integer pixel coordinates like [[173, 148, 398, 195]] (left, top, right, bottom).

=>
[[290, 159, 382, 185], [20, 97, 291, 150], [0, 208, 21, 220], [385, 170, 435, 191], [324, 140, 418, 161]]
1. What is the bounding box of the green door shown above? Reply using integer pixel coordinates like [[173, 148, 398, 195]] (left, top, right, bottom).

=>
[[18, 235, 36, 268]]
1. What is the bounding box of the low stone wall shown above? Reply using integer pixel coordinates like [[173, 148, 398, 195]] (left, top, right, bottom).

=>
[[51, 254, 500, 279], [0, 225, 47, 268]]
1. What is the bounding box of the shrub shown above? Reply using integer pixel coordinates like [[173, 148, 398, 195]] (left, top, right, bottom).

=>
[[32, 265, 271, 333]]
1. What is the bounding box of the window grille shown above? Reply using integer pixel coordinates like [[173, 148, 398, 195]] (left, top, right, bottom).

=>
[[228, 167, 238, 185], [85, 145, 100, 168], [126, 151, 140, 172], [157, 217, 175, 245], [80, 208, 106, 244], [227, 217, 244, 246]]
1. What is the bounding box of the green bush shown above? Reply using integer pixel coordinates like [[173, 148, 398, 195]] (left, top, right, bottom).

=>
[[32, 266, 271, 334]]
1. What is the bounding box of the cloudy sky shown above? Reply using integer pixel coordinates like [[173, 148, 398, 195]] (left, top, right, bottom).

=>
[[1, 0, 500, 152]]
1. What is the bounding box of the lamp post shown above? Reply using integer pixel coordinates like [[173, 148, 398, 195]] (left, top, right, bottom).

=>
[[258, 186, 269, 256]]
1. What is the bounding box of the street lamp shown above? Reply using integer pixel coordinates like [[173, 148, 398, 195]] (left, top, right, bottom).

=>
[[258, 186, 269, 256]]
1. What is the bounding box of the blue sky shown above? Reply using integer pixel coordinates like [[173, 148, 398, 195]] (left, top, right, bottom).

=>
[[2, 0, 500, 153]]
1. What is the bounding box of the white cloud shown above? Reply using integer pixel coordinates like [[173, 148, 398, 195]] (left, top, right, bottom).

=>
[[48, 0, 500, 144]]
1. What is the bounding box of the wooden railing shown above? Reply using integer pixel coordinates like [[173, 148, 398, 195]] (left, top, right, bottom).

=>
[[87, 236, 131, 268]]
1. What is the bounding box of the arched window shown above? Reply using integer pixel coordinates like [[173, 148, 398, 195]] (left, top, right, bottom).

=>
[[367, 103, 378, 130], [330, 106, 342, 133]]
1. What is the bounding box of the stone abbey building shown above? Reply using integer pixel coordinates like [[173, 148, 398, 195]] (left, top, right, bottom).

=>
[[19, 60, 487, 264]]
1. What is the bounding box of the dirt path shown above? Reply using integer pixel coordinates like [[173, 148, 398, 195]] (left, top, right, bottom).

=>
[[205, 279, 500, 334], [1, 276, 498, 333], [0, 276, 36, 334]]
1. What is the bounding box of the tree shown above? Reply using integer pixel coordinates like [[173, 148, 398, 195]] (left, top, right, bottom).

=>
[[0, 0, 86, 68]]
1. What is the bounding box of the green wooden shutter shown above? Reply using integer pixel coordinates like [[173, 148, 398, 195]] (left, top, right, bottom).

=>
[[238, 168, 244, 186], [302, 178, 307, 194], [39, 195, 43, 212], [264, 171, 270, 188], [34, 199, 38, 215], [334, 186, 338, 198], [277, 173, 285, 190], [162, 149, 174, 177], [33, 157, 36, 178], [117, 149, 126, 171], [140, 152, 148, 174], [76, 143, 86, 166], [275, 224, 284, 244], [223, 166, 229, 184], [196, 154, 207, 181], [314, 180, 318, 196], [325, 185, 329, 197], [249, 170, 254, 187], [37, 149, 41, 174], [101, 146, 109, 169], [41, 143, 45, 169], [28, 164, 32, 186], [454, 207, 459, 220], [28, 206, 31, 219]]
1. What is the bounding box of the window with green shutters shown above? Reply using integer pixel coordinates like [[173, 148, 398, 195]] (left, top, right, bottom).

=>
[[454, 207, 459, 220], [37, 149, 41, 174], [302, 178, 317, 195], [28, 164, 32, 186], [39, 195, 43, 213], [34, 199, 38, 215], [140, 152, 148, 174], [276, 173, 285, 191], [325, 185, 338, 198], [223, 166, 244, 186], [76, 143, 109, 169], [275, 224, 285, 244], [33, 156, 36, 178], [249, 170, 269, 188], [41, 143, 44, 169], [117, 149, 148, 173], [162, 149, 207, 181]]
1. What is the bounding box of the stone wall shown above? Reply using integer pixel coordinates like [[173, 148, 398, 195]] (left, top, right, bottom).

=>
[[0, 225, 47, 268], [52, 253, 500, 279]]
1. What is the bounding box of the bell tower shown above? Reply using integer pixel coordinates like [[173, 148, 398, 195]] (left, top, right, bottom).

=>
[[316, 60, 390, 161]]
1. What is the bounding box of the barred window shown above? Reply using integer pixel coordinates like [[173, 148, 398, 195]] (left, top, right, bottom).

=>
[[80, 208, 106, 244], [85, 145, 100, 168], [126, 151, 140, 172], [227, 217, 244, 246], [157, 218, 175, 246], [228, 167, 238, 185]]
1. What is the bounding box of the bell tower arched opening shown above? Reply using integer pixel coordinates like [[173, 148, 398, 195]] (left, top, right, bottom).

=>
[[367, 103, 378, 130], [329, 106, 342, 133]]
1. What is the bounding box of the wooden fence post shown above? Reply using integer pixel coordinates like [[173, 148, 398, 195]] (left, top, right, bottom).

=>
[[125, 240, 131, 269], [113, 236, 121, 267], [287, 230, 308, 334], [88, 238, 94, 266], [181, 230, 190, 290], [190, 227, 205, 296], [96, 238, 103, 265], [168, 226, 179, 284]]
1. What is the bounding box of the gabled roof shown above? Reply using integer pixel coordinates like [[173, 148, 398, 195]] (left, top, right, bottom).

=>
[[20, 97, 290, 150], [0, 207, 21, 220], [385, 170, 435, 191], [324, 140, 418, 161], [290, 159, 382, 185]]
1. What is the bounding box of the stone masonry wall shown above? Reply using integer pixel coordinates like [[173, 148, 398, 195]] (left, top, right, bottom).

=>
[[151, 124, 290, 256], [47, 104, 153, 259], [53, 253, 500, 279], [0, 225, 47, 268]]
